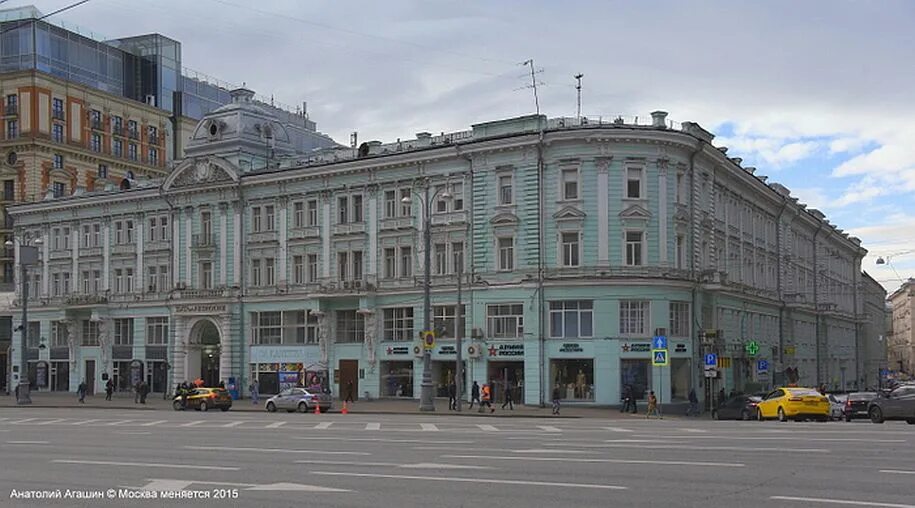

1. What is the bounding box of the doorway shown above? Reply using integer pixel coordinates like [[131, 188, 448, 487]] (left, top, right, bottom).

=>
[[338, 359, 358, 401], [188, 319, 221, 387], [84, 359, 95, 394], [487, 361, 524, 404]]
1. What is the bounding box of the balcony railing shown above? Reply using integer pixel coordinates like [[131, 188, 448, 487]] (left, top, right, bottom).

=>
[[52, 109, 65, 121], [128, 129, 139, 140], [90, 119, 103, 130], [192, 233, 215, 249], [112, 125, 123, 136], [4, 104, 17, 115], [148, 134, 159, 145]]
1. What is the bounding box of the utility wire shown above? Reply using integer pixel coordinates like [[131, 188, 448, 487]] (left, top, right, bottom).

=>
[[0, 0, 94, 35]]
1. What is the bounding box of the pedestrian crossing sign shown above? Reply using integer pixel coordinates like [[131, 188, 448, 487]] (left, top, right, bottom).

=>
[[652, 349, 669, 366]]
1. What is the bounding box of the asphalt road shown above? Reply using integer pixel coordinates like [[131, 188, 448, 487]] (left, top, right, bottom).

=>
[[0, 407, 912, 508]]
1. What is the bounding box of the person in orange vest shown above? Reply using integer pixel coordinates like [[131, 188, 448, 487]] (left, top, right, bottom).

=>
[[479, 382, 495, 413], [194, 378, 204, 388]]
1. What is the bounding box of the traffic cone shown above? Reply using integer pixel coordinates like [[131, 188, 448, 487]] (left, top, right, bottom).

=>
[[341, 402, 348, 415], [314, 403, 320, 415]]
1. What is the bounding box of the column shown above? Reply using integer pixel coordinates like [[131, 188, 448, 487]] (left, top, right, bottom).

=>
[[367, 188, 378, 277], [135, 213, 144, 293], [278, 198, 288, 285], [172, 210, 180, 287], [322, 197, 331, 278], [71, 225, 79, 291], [416, 190, 426, 274], [102, 219, 111, 291], [184, 207, 192, 285], [219, 314, 232, 385], [219, 203, 228, 287], [658, 158, 668, 265], [233, 203, 241, 286], [596, 157, 611, 265], [41, 228, 50, 296]]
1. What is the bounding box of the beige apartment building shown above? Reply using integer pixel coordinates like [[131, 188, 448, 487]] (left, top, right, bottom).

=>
[[888, 279, 915, 376]]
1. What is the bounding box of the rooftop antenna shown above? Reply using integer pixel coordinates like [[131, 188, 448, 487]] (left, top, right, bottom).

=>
[[574, 73, 584, 119], [521, 59, 542, 117]]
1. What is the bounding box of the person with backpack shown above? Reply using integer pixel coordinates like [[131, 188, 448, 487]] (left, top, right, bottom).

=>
[[469, 381, 481, 409], [480, 382, 494, 413]]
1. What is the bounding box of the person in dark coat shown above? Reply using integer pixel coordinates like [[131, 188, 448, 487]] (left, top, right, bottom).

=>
[[105, 379, 114, 401], [344, 380, 354, 404], [77, 381, 87, 403], [448, 381, 457, 410], [469, 381, 481, 409], [501, 385, 514, 410], [134, 380, 141, 403], [139, 381, 149, 404], [621, 384, 633, 413], [552, 384, 561, 415]]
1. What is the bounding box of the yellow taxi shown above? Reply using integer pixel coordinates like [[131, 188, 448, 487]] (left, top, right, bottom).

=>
[[756, 387, 830, 422], [173, 387, 232, 412]]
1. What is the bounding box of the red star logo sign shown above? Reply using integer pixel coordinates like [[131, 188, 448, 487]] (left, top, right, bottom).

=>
[[622, 343, 631, 352], [386, 347, 393, 355], [488, 345, 498, 357]]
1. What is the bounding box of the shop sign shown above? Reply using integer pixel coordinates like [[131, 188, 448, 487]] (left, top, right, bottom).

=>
[[436, 345, 457, 356], [250, 346, 319, 365], [549, 341, 594, 357], [383, 345, 411, 357], [487, 343, 525, 357], [559, 343, 584, 353], [174, 304, 227, 315], [621, 342, 651, 353], [675, 343, 687, 353]]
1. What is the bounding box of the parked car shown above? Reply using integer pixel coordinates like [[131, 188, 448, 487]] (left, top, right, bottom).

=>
[[756, 387, 830, 422], [713, 395, 762, 420], [868, 385, 915, 424], [843, 392, 877, 421], [265, 387, 333, 413], [827, 393, 848, 420], [172, 387, 232, 412]]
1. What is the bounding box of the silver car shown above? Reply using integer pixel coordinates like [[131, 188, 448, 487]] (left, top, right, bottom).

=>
[[264, 387, 333, 413]]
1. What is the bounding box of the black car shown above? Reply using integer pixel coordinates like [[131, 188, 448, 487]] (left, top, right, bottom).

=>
[[843, 392, 876, 422], [713, 395, 763, 421], [868, 385, 915, 424]]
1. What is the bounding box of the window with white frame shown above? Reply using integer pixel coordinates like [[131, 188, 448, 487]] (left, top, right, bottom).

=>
[[147, 217, 157, 242], [114, 221, 124, 244], [626, 166, 643, 199], [251, 259, 262, 286], [676, 235, 685, 269], [307, 254, 318, 282], [293, 255, 304, 284], [125, 220, 134, 243], [113, 269, 123, 293], [338, 196, 349, 224], [497, 236, 514, 271], [549, 300, 593, 338], [561, 232, 580, 267], [81, 320, 100, 346], [434, 243, 447, 275], [146, 317, 169, 345], [201, 211, 212, 241], [670, 301, 690, 337], [306, 311, 319, 344], [676, 172, 686, 204], [125, 268, 134, 292], [252, 206, 262, 232], [400, 246, 412, 278], [283, 311, 308, 344], [307, 199, 318, 226], [384, 190, 396, 218], [352, 194, 363, 222], [265, 205, 275, 231], [383, 307, 414, 341], [336, 310, 365, 343], [82, 225, 91, 247], [561, 167, 579, 200], [81, 270, 90, 294], [400, 189, 412, 216], [625, 231, 644, 266], [435, 185, 448, 213], [337, 251, 349, 281], [265, 258, 275, 286], [352, 250, 363, 280], [293, 202, 305, 228], [384, 247, 396, 279], [62, 226, 70, 250], [487, 304, 524, 339], [51, 321, 68, 347], [498, 173, 513, 205], [158, 215, 168, 240], [200, 262, 213, 289], [92, 270, 101, 293], [433, 304, 465, 338], [252, 311, 281, 344], [619, 300, 649, 335], [452, 182, 464, 211], [452, 241, 464, 274], [62, 272, 71, 294], [113, 318, 134, 345]]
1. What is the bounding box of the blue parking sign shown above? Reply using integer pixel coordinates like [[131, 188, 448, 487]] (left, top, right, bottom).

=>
[[757, 360, 769, 373], [705, 353, 717, 367]]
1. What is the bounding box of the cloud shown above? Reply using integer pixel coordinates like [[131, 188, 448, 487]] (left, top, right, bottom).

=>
[[829, 137, 869, 155], [714, 136, 820, 167]]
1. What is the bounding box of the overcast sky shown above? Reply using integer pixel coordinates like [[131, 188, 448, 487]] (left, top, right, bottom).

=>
[[26, 0, 915, 292]]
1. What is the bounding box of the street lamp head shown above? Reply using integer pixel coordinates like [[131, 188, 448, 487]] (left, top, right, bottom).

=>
[[3, 240, 11, 247], [33, 238, 42, 246], [876, 256, 886, 265], [440, 190, 453, 201], [401, 195, 413, 204]]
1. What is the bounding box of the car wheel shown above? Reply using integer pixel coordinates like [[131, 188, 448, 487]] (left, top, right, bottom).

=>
[[266, 402, 277, 413], [220, 407, 230, 412], [869, 407, 884, 424], [757, 408, 764, 421], [777, 407, 787, 422], [298, 401, 309, 413], [199, 401, 208, 412], [845, 416, 851, 423], [172, 400, 183, 411], [906, 419, 915, 425], [712, 410, 719, 420], [741, 410, 750, 421]]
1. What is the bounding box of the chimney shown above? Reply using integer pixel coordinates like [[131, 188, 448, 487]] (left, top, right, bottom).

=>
[[651, 111, 668, 128]]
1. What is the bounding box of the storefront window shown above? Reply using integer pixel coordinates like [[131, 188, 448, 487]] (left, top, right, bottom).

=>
[[487, 362, 524, 404], [670, 358, 692, 401], [550, 359, 594, 401], [621, 359, 651, 401], [381, 361, 413, 397]]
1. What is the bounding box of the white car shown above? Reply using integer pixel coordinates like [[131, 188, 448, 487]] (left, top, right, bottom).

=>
[[827, 394, 847, 420]]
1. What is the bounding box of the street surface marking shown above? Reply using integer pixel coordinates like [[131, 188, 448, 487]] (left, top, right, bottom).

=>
[[266, 421, 287, 428], [137, 478, 351, 493], [549, 442, 829, 453], [678, 428, 707, 433], [538, 426, 562, 432], [104, 420, 134, 426], [184, 445, 370, 456], [310, 471, 627, 490], [247, 482, 352, 492], [420, 423, 438, 432], [70, 419, 100, 426], [295, 459, 492, 470], [511, 449, 598, 454], [140, 420, 167, 427], [293, 437, 473, 445], [7, 441, 49, 444], [133, 480, 194, 491], [604, 426, 634, 433], [114, 431, 151, 435], [770, 496, 915, 508], [36, 419, 67, 425], [51, 459, 239, 471], [477, 424, 498, 432], [442, 455, 744, 468], [221, 421, 245, 428], [635, 434, 906, 444], [8, 418, 37, 424], [880, 470, 915, 475], [314, 422, 334, 429], [365, 423, 381, 430], [180, 421, 205, 427]]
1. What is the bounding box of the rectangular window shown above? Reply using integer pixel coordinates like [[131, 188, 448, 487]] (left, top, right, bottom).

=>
[[561, 168, 579, 200], [89, 109, 101, 128], [147, 147, 158, 165], [498, 174, 513, 205], [293, 255, 304, 284], [252, 207, 262, 232], [384, 247, 396, 279], [265, 205, 275, 231], [52, 273, 61, 296], [400, 189, 412, 216], [385, 190, 397, 218], [147, 126, 158, 144], [147, 266, 158, 292], [670, 301, 690, 337], [452, 241, 464, 275], [114, 318, 134, 345], [90, 133, 101, 152], [53, 154, 64, 169], [352, 195, 363, 222], [619, 300, 649, 335], [158, 216, 168, 240], [81, 270, 90, 294], [487, 303, 524, 339], [435, 185, 448, 213], [307, 199, 318, 226], [52, 98, 64, 119], [127, 120, 138, 139], [625, 231, 643, 266], [201, 211, 212, 241], [676, 173, 685, 204], [5, 94, 16, 110], [252, 312, 282, 345], [112, 116, 123, 135], [400, 246, 412, 278], [92, 270, 101, 293], [306, 311, 319, 345], [146, 317, 169, 346], [452, 182, 464, 211], [52, 123, 63, 142], [498, 237, 514, 271], [98, 164, 108, 179], [676, 235, 685, 269], [307, 254, 318, 282], [251, 259, 262, 286], [6, 119, 17, 139], [52, 321, 68, 347], [157, 265, 168, 291], [200, 262, 213, 289], [336, 310, 366, 343], [283, 311, 308, 344], [125, 268, 134, 292], [383, 307, 414, 341], [433, 304, 465, 338], [338, 196, 349, 224], [125, 220, 134, 244], [114, 221, 124, 244], [561, 232, 580, 267], [337, 251, 349, 281], [62, 272, 71, 294], [81, 320, 100, 346], [626, 167, 642, 199], [352, 250, 363, 280], [293, 202, 304, 228], [113, 139, 123, 157], [128, 143, 138, 161], [265, 258, 275, 286], [434, 243, 447, 275], [114, 268, 123, 293], [549, 301, 593, 338]]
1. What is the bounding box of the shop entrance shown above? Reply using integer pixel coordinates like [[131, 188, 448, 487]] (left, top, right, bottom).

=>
[[149, 361, 168, 393], [620, 359, 650, 401], [187, 319, 221, 387], [487, 361, 524, 404], [432, 361, 465, 398], [380, 361, 413, 397], [337, 359, 359, 401], [51, 361, 69, 392], [84, 359, 95, 394]]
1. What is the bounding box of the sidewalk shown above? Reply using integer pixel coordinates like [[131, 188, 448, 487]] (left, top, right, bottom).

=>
[[0, 392, 688, 419]]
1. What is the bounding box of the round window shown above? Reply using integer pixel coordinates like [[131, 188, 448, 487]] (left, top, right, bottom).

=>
[[6, 151, 17, 166]]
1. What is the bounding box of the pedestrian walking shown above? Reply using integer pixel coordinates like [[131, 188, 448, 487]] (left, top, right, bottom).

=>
[[105, 378, 114, 401], [139, 380, 149, 404], [621, 384, 633, 413], [344, 380, 355, 404], [552, 384, 561, 415], [469, 381, 481, 409], [687, 388, 699, 416], [646, 390, 661, 419], [448, 381, 457, 410], [480, 382, 494, 413], [180, 381, 190, 409], [501, 385, 514, 410], [250, 379, 259, 404], [77, 380, 87, 403], [718, 388, 726, 408], [134, 380, 141, 403]]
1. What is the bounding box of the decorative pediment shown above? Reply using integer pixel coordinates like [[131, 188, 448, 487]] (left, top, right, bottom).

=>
[[489, 212, 520, 226], [162, 156, 239, 192], [619, 204, 652, 221], [553, 205, 586, 221]]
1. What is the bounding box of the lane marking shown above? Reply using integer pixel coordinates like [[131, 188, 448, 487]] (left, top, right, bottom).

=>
[[420, 423, 438, 432], [880, 470, 915, 475], [52, 459, 239, 471], [634, 435, 906, 444], [538, 426, 562, 432], [36, 419, 67, 425], [546, 442, 828, 453], [443, 454, 744, 468], [604, 427, 634, 433], [295, 459, 492, 470], [293, 437, 473, 445], [221, 421, 245, 428], [114, 431, 151, 435], [137, 478, 351, 493], [314, 422, 334, 430], [310, 471, 627, 490], [70, 419, 100, 426], [104, 420, 134, 426], [678, 428, 707, 433], [477, 424, 498, 432], [7, 440, 50, 445], [365, 423, 381, 431], [140, 420, 168, 427], [180, 421, 205, 427], [770, 496, 915, 508], [8, 418, 37, 424], [266, 422, 287, 429], [184, 445, 370, 456]]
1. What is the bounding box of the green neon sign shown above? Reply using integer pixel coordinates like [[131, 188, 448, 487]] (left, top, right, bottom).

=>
[[745, 340, 760, 356]]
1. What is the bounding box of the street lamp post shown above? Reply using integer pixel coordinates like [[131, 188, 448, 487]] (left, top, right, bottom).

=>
[[5, 235, 41, 405], [402, 181, 452, 412]]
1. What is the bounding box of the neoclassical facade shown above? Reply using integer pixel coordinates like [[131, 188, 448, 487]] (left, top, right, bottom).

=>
[[7, 91, 884, 405]]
